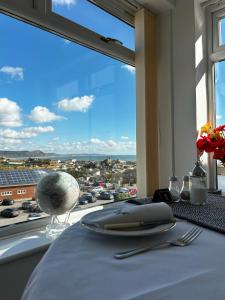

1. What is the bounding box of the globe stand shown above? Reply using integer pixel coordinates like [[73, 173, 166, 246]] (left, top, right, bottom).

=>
[[46, 212, 71, 239]]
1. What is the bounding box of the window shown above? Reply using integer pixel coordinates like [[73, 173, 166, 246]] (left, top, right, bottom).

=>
[[218, 17, 225, 46], [17, 189, 26, 194], [1, 191, 12, 196], [0, 8, 136, 230], [210, 5, 225, 192]]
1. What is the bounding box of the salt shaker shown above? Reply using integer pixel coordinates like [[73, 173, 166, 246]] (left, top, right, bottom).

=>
[[169, 176, 180, 202], [180, 175, 190, 201], [190, 161, 207, 205]]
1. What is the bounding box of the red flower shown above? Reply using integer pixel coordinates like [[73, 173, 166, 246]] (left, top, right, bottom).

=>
[[213, 149, 225, 159], [214, 125, 225, 132], [197, 123, 225, 162]]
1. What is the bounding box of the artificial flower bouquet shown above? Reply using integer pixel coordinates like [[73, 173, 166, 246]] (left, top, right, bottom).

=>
[[196, 122, 225, 164]]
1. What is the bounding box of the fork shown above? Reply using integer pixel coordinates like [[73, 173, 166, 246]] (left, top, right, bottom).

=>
[[114, 226, 202, 259]]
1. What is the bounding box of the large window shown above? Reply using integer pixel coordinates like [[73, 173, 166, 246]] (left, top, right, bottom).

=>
[[0, 5, 136, 229]]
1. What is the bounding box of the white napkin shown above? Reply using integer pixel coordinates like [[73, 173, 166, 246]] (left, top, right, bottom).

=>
[[84, 202, 173, 228]]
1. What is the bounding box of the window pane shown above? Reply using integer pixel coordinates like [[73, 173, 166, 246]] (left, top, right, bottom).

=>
[[52, 0, 135, 50], [219, 18, 225, 46], [0, 13, 136, 228], [215, 61, 225, 191]]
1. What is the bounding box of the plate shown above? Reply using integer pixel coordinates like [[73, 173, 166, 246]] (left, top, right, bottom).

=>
[[80, 208, 176, 237]]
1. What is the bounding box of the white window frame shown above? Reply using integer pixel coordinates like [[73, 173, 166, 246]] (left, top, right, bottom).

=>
[[0, 0, 134, 66], [0, 0, 136, 237], [206, 1, 225, 190]]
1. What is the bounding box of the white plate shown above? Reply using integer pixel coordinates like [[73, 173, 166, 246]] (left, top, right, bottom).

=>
[[80, 208, 176, 237]]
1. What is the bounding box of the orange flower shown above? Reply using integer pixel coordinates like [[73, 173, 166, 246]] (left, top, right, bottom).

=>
[[200, 122, 212, 135]]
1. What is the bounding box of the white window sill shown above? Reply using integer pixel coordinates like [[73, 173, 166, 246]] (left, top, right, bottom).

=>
[[0, 206, 103, 264]]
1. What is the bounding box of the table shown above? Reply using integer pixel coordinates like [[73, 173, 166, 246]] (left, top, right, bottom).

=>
[[22, 217, 225, 300]]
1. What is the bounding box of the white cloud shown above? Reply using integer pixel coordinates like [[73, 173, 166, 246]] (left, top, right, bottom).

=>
[[52, 0, 76, 6], [121, 65, 135, 75], [0, 98, 22, 127], [0, 66, 24, 80], [121, 136, 129, 140], [216, 115, 222, 120], [57, 95, 94, 112], [28, 106, 65, 123], [0, 126, 54, 139], [0, 138, 22, 145], [24, 137, 136, 155], [90, 138, 102, 144]]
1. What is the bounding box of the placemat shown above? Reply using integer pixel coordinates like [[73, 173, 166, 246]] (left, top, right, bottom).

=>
[[170, 194, 225, 234], [127, 194, 225, 234]]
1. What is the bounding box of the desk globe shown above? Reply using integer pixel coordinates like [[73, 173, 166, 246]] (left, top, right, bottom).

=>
[[36, 171, 80, 238]]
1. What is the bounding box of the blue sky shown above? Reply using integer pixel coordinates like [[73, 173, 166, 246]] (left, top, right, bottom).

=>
[[216, 19, 225, 126], [0, 0, 136, 155]]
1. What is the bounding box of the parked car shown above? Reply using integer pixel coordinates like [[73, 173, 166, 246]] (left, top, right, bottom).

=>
[[115, 187, 129, 194], [79, 193, 96, 205], [28, 213, 42, 220], [22, 201, 33, 210], [89, 186, 104, 193], [28, 204, 43, 213], [1, 208, 20, 218], [79, 198, 89, 205], [90, 190, 101, 197], [128, 188, 137, 197], [98, 191, 114, 200], [1, 199, 14, 206]]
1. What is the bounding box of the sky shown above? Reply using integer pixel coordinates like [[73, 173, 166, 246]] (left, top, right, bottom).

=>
[[216, 19, 225, 126], [0, 0, 136, 155]]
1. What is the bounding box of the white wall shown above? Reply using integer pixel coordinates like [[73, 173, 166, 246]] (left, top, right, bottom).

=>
[[158, 0, 207, 187], [157, 11, 173, 187]]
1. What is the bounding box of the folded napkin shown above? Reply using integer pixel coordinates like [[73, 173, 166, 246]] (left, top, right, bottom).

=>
[[84, 202, 173, 229]]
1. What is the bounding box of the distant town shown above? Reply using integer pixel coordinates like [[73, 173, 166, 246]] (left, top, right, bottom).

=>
[[0, 151, 137, 227]]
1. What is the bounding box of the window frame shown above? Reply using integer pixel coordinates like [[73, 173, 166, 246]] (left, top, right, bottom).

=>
[[0, 0, 137, 237], [206, 2, 225, 190], [0, 0, 134, 66]]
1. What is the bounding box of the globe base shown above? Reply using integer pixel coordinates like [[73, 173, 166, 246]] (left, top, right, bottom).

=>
[[46, 214, 71, 239]]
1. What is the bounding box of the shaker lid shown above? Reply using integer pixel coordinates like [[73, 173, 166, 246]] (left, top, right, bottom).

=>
[[182, 175, 189, 181], [169, 175, 178, 181], [192, 161, 206, 177]]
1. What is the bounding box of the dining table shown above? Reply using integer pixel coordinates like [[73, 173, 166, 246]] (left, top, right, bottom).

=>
[[22, 197, 225, 300]]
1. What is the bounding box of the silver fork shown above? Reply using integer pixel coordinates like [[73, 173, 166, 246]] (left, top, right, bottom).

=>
[[114, 226, 202, 259]]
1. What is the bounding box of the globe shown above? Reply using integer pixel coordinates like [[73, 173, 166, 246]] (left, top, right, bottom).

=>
[[36, 171, 80, 215]]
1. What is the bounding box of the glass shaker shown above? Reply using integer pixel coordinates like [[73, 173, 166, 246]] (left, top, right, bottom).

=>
[[169, 176, 180, 202], [180, 175, 190, 202], [190, 161, 207, 205]]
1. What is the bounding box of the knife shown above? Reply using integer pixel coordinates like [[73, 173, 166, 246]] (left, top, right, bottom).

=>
[[103, 218, 177, 230]]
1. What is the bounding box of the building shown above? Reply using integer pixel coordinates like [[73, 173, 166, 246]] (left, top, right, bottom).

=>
[[0, 169, 49, 201], [122, 168, 137, 185]]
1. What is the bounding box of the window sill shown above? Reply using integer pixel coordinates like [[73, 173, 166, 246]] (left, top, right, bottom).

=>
[[0, 205, 103, 265]]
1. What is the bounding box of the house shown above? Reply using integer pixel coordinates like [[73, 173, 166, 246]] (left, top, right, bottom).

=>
[[0, 169, 49, 201]]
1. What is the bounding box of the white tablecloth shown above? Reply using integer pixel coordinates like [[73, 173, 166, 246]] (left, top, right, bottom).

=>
[[22, 219, 225, 300]]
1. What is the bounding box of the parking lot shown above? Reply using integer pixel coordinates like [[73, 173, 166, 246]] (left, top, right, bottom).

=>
[[0, 198, 115, 227]]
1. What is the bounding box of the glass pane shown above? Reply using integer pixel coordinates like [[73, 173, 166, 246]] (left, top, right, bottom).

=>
[[215, 61, 225, 192], [52, 0, 135, 50], [0, 13, 136, 228], [219, 18, 225, 46]]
